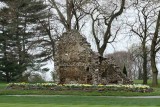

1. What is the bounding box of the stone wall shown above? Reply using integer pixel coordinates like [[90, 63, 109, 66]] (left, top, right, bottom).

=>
[[54, 31, 92, 84], [54, 30, 132, 84]]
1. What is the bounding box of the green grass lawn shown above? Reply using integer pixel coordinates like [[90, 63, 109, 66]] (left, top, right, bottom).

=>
[[0, 81, 160, 107], [0, 95, 160, 107]]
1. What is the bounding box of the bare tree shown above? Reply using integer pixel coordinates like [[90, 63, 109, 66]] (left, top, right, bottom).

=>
[[127, 0, 159, 84], [48, 0, 89, 31], [83, 0, 126, 57], [128, 44, 151, 80]]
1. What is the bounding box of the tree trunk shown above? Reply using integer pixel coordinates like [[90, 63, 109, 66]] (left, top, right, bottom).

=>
[[152, 69, 158, 86], [142, 43, 148, 84], [150, 11, 160, 86], [151, 40, 158, 86], [99, 46, 106, 57], [6, 72, 10, 83], [138, 67, 142, 80]]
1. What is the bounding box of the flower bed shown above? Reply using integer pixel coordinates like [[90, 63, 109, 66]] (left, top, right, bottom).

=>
[[7, 83, 153, 93]]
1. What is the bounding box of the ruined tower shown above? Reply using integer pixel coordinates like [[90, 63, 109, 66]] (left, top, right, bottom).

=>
[[54, 30, 132, 84]]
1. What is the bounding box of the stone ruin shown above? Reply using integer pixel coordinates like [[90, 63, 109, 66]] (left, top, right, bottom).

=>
[[54, 30, 132, 85]]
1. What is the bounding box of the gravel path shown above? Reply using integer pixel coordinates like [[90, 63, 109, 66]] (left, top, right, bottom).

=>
[[4, 95, 160, 98], [119, 96, 160, 98]]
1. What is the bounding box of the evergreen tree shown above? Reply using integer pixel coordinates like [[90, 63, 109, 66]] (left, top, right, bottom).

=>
[[0, 0, 50, 82], [0, 7, 19, 82]]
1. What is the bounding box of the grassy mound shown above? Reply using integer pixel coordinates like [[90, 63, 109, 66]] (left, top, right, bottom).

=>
[[7, 83, 153, 93]]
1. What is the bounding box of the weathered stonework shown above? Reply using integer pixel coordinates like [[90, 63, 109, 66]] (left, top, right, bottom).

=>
[[55, 30, 132, 84]]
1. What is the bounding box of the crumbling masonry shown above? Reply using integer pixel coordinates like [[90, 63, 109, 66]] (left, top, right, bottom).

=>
[[54, 30, 132, 84]]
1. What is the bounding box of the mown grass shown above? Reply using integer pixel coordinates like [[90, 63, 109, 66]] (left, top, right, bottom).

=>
[[1, 89, 160, 96], [0, 81, 160, 107], [0, 95, 160, 107]]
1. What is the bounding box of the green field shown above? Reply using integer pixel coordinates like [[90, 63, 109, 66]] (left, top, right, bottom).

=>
[[0, 80, 160, 107], [0, 95, 160, 107]]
